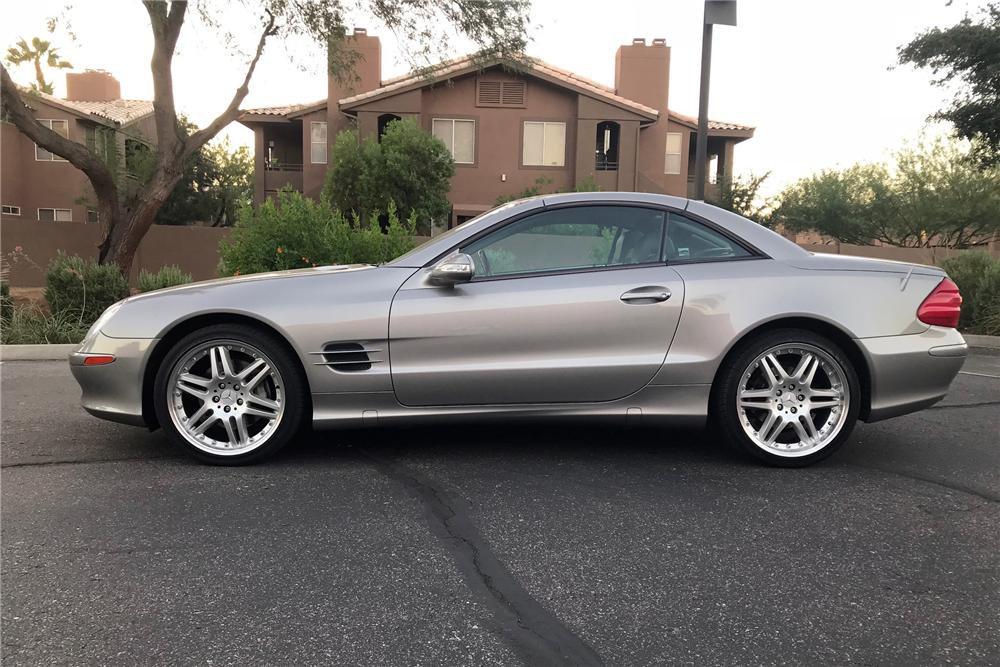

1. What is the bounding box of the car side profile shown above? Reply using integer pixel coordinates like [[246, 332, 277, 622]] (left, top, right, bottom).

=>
[[69, 192, 967, 466]]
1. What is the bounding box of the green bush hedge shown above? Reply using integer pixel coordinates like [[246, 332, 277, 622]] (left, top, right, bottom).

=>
[[218, 189, 416, 277], [942, 251, 1000, 335], [44, 253, 130, 324], [138, 265, 193, 292]]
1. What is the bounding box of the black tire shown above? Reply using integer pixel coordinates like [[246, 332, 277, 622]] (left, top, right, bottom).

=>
[[712, 328, 860, 467], [153, 323, 307, 465]]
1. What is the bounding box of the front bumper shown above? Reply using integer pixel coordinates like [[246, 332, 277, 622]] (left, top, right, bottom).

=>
[[69, 332, 158, 427], [857, 327, 967, 422]]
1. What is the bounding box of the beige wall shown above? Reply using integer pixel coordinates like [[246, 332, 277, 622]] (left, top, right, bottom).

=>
[[1, 219, 232, 287]]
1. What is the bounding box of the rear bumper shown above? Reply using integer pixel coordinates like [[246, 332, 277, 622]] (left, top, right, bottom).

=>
[[69, 332, 157, 427], [857, 327, 966, 422]]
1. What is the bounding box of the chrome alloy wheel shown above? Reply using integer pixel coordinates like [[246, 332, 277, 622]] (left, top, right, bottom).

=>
[[736, 343, 850, 458], [166, 340, 285, 456]]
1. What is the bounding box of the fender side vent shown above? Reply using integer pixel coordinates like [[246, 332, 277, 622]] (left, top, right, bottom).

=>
[[315, 342, 379, 372]]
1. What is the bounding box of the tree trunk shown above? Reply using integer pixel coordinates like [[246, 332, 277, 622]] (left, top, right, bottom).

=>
[[98, 168, 187, 275]]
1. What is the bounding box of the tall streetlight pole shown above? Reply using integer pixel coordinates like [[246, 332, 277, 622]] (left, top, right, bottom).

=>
[[694, 0, 737, 200]]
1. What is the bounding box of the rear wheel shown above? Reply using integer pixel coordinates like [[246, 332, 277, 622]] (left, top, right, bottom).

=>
[[153, 324, 306, 465], [713, 329, 860, 467]]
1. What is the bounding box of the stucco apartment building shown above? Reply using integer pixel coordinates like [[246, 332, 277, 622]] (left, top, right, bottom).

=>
[[0, 71, 154, 225], [240, 30, 754, 228]]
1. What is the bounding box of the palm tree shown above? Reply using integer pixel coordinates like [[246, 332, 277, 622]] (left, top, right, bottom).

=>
[[5, 37, 72, 94]]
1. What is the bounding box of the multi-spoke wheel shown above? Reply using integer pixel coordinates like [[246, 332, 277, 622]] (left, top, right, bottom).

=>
[[154, 324, 306, 464], [713, 329, 860, 466]]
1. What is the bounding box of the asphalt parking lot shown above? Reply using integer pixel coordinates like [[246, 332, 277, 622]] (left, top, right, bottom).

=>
[[2, 354, 998, 665]]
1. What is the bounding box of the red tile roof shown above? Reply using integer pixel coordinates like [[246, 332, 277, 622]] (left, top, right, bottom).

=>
[[26, 89, 154, 126]]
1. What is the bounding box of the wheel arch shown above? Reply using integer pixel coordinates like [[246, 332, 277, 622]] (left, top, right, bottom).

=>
[[708, 316, 873, 421], [141, 313, 312, 429]]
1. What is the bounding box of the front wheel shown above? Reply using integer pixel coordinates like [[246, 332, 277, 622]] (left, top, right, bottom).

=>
[[713, 329, 860, 467], [153, 324, 307, 465]]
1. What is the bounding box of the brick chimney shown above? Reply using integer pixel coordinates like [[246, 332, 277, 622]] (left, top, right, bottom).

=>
[[65, 70, 121, 102], [614, 38, 670, 114]]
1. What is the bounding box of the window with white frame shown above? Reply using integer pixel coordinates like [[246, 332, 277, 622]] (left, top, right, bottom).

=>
[[87, 209, 100, 224], [432, 118, 475, 164], [2, 205, 21, 216], [522, 121, 566, 167], [664, 132, 683, 174], [310, 121, 328, 164], [38, 208, 72, 222], [35, 120, 70, 161]]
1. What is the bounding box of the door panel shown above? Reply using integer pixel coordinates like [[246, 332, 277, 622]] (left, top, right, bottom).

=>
[[389, 265, 685, 406]]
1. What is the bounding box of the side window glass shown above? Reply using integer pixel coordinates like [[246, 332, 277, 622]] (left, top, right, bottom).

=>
[[665, 212, 751, 262], [462, 206, 665, 278]]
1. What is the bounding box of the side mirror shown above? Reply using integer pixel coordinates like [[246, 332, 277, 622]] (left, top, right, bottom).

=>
[[429, 253, 475, 286]]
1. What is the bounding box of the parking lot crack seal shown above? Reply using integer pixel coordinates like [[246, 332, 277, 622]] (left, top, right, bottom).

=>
[[1, 455, 178, 469], [848, 463, 999, 504], [359, 449, 604, 666]]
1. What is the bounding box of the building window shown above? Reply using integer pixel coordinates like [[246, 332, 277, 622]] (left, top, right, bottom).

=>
[[85, 125, 114, 161], [665, 132, 683, 174], [35, 119, 69, 161], [38, 208, 72, 222], [86, 209, 100, 224], [432, 118, 475, 164], [596, 121, 620, 171], [310, 121, 328, 164], [2, 205, 21, 216], [522, 121, 566, 167], [477, 80, 526, 107], [377, 114, 401, 142], [125, 138, 151, 176]]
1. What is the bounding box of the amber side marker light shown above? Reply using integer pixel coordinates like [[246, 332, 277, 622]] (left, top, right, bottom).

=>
[[82, 355, 116, 366]]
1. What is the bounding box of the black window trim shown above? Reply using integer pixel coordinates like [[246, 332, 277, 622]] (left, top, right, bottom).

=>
[[424, 200, 770, 282]]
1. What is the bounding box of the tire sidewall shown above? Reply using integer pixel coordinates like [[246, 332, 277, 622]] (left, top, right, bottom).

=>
[[714, 328, 861, 467], [153, 323, 307, 465]]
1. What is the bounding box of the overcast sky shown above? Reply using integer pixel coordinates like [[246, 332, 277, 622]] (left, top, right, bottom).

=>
[[2, 0, 976, 194]]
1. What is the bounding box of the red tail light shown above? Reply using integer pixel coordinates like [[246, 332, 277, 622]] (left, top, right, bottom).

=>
[[917, 277, 962, 328]]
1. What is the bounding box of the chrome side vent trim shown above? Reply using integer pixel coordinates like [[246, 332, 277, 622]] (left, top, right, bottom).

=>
[[310, 343, 379, 371]]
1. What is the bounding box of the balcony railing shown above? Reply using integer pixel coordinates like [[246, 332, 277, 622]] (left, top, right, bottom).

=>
[[595, 155, 618, 172], [686, 174, 720, 200], [265, 160, 303, 172]]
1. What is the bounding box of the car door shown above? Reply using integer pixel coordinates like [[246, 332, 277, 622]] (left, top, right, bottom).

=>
[[388, 204, 685, 407]]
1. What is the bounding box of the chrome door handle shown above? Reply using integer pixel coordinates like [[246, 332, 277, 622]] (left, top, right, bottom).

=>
[[620, 287, 671, 303]]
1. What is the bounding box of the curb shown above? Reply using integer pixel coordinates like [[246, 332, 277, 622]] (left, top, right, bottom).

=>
[[965, 334, 1000, 351], [1, 344, 77, 361]]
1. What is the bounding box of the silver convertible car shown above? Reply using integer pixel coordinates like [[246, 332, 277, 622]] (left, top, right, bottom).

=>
[[70, 192, 967, 466]]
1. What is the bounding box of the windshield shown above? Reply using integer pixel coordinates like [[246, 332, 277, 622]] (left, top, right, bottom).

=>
[[385, 201, 522, 266]]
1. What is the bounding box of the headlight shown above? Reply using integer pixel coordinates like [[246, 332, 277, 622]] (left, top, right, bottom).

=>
[[81, 300, 125, 349]]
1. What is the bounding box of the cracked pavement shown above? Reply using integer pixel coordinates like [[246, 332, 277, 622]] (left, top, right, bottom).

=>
[[2, 354, 998, 665]]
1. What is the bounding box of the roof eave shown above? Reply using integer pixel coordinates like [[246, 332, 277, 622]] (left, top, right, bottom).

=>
[[339, 58, 659, 122]]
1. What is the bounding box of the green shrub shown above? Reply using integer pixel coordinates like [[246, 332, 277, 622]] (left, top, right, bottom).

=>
[[971, 261, 1000, 335], [44, 253, 130, 324], [942, 251, 995, 329], [0, 281, 11, 321], [138, 265, 193, 292], [218, 189, 416, 277], [0, 303, 89, 344]]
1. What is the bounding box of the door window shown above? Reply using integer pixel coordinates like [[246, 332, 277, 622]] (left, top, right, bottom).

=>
[[462, 206, 665, 278], [664, 212, 751, 262]]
